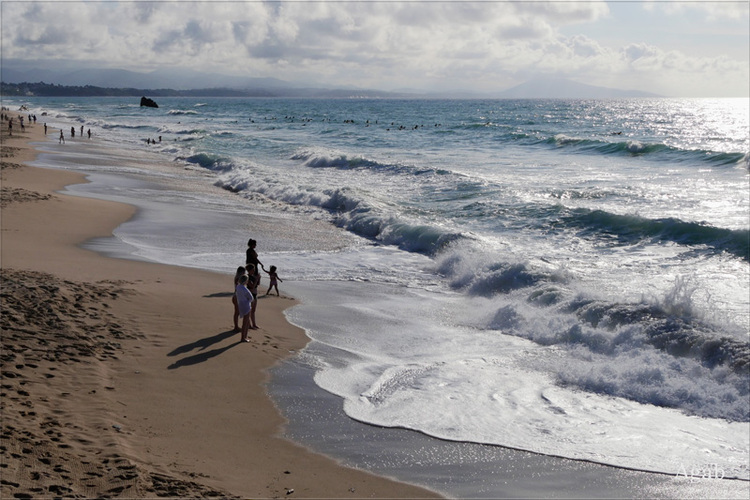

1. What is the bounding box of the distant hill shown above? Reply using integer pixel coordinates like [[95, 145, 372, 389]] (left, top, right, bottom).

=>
[[1, 60, 662, 99], [497, 78, 661, 98], [0, 81, 412, 99], [0, 62, 294, 92]]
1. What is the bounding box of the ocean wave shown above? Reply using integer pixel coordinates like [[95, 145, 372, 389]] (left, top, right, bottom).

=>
[[545, 187, 622, 201], [558, 286, 749, 370], [216, 167, 464, 255], [292, 149, 451, 177], [177, 152, 236, 172], [167, 109, 199, 115], [559, 208, 749, 261], [550, 134, 671, 156], [478, 277, 750, 421], [322, 189, 464, 254], [547, 134, 746, 165], [426, 235, 749, 422], [434, 240, 564, 297], [157, 125, 207, 136], [99, 122, 153, 131], [465, 262, 545, 296]]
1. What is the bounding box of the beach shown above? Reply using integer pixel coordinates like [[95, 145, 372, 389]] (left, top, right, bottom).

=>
[[0, 118, 439, 497], [2, 98, 748, 500]]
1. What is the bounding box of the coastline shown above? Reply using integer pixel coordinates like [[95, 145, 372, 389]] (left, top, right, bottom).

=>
[[0, 118, 439, 497], [3, 107, 747, 500]]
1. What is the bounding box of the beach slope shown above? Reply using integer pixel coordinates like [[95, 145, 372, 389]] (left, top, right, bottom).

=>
[[0, 120, 438, 498]]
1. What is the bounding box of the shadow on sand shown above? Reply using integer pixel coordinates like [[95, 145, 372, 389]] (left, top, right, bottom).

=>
[[167, 329, 240, 369]]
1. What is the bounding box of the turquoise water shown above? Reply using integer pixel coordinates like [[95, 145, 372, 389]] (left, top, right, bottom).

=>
[[14, 96, 750, 482]]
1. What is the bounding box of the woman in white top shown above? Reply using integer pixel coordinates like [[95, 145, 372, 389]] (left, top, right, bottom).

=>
[[232, 266, 247, 332], [235, 274, 254, 342]]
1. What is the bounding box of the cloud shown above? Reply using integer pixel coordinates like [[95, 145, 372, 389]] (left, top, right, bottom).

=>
[[1, 1, 746, 96], [644, 0, 750, 21]]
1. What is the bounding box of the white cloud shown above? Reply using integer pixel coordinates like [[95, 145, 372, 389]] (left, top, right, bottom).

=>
[[1, 1, 747, 96], [644, 0, 750, 21]]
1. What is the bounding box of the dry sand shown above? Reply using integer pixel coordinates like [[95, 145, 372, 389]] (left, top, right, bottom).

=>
[[1, 116, 439, 498]]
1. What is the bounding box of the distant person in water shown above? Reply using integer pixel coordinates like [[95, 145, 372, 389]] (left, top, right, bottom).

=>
[[264, 265, 283, 296], [235, 274, 254, 342], [71, 126, 75, 138], [232, 266, 247, 332]]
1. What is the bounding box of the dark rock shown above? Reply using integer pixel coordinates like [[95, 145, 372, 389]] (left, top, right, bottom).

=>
[[140, 96, 158, 108]]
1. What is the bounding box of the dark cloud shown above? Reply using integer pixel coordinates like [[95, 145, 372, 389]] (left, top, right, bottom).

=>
[[15, 25, 72, 46], [248, 41, 288, 60]]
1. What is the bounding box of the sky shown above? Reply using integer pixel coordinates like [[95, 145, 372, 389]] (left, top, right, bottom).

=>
[[1, 0, 748, 97]]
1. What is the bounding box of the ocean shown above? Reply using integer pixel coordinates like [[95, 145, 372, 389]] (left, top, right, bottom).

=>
[[11, 96, 750, 493]]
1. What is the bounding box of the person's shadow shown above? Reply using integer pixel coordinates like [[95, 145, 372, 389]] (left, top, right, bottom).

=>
[[167, 329, 240, 370]]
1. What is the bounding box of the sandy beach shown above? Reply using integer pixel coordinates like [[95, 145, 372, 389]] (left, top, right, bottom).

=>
[[1, 117, 439, 497]]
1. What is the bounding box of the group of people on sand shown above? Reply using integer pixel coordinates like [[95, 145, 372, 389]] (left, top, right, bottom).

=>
[[232, 238, 283, 342], [3, 110, 38, 136]]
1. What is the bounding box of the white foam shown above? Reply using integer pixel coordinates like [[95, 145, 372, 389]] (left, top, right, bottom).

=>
[[286, 280, 750, 479]]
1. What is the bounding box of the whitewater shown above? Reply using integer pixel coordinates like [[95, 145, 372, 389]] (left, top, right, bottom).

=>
[[14, 96, 750, 491]]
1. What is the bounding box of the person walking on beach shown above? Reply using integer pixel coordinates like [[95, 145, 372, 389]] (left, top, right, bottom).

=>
[[232, 266, 247, 332], [7, 118, 11, 136], [235, 274, 254, 342], [264, 265, 283, 296], [59, 130, 65, 144]]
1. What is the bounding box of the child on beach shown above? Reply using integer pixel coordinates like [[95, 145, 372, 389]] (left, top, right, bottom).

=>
[[232, 266, 247, 332], [264, 265, 283, 296], [235, 274, 254, 342]]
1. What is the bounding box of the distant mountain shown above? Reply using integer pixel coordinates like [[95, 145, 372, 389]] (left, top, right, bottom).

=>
[[0, 60, 296, 91], [1, 60, 662, 98], [497, 78, 661, 98]]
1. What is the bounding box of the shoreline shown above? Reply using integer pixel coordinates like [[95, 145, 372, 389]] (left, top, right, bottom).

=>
[[3, 108, 747, 500], [1, 117, 439, 497]]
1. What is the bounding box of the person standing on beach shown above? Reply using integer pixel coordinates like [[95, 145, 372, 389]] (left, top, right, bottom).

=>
[[59, 130, 65, 144], [235, 274, 254, 342], [245, 238, 264, 273], [7, 118, 11, 136], [245, 238, 266, 292], [245, 264, 260, 330], [232, 266, 247, 332], [71, 126, 75, 138]]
